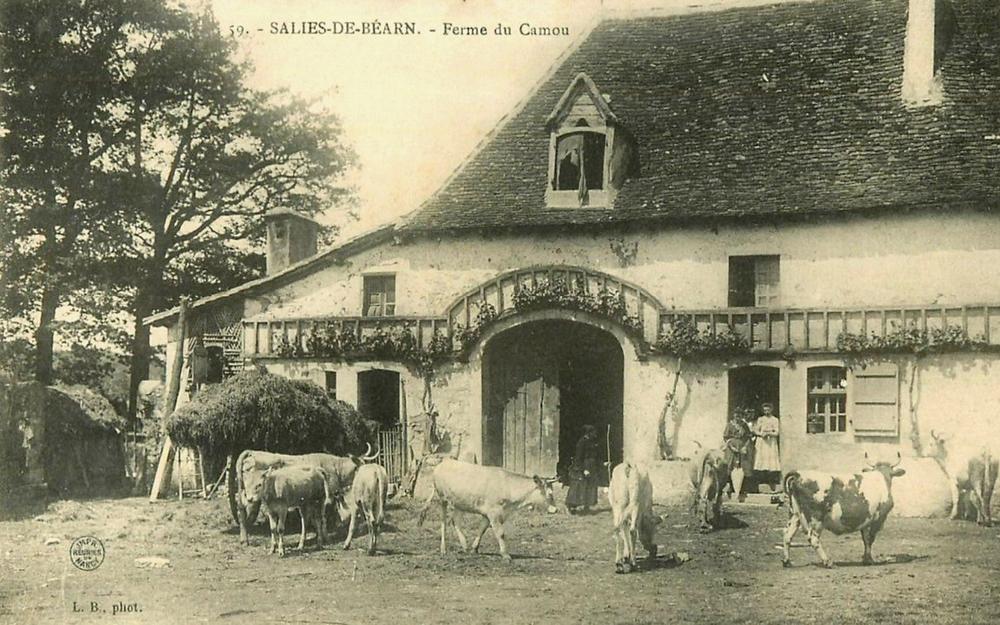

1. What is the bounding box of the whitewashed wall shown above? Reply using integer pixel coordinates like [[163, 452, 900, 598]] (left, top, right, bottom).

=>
[[159, 209, 1000, 513], [246, 210, 1000, 320]]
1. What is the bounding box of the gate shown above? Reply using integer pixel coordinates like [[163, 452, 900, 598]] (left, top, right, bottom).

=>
[[377, 424, 407, 486]]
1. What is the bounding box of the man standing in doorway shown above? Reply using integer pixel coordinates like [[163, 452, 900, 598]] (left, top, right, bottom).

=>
[[566, 424, 600, 514]]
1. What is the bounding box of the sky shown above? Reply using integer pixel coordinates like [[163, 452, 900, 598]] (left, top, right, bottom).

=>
[[209, 0, 803, 238]]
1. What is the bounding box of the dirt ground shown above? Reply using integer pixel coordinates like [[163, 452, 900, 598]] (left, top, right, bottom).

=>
[[2, 489, 1000, 625]]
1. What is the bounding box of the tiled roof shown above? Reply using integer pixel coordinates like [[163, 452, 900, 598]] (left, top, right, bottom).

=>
[[400, 0, 1000, 234]]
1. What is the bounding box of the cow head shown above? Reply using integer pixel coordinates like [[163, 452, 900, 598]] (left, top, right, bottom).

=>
[[240, 458, 277, 505], [531, 476, 559, 514], [863, 452, 906, 483], [928, 429, 954, 461]]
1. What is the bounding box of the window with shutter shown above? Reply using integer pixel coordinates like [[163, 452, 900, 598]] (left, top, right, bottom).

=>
[[363, 275, 396, 317], [806, 367, 848, 434], [728, 255, 780, 307], [850, 363, 899, 436]]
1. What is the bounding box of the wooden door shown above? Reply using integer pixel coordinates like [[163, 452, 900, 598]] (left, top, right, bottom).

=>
[[488, 341, 559, 477]]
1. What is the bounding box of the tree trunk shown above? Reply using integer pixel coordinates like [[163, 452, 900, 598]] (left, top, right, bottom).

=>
[[34, 283, 60, 384], [127, 257, 165, 420], [127, 292, 153, 420]]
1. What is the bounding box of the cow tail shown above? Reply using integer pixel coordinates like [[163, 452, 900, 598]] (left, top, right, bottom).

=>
[[416, 479, 438, 527], [375, 469, 387, 527], [783, 472, 800, 514], [235, 449, 253, 498]]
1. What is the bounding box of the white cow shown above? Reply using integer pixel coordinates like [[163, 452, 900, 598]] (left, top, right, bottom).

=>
[[235, 445, 378, 545], [608, 462, 661, 573], [337, 463, 389, 555], [417, 458, 558, 560], [930, 430, 998, 525], [259, 465, 334, 556]]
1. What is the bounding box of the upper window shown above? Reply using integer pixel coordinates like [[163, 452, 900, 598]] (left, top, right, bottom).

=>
[[807, 367, 847, 434], [545, 73, 629, 209], [554, 131, 605, 192], [728, 255, 780, 307], [324, 371, 337, 401], [363, 275, 396, 317]]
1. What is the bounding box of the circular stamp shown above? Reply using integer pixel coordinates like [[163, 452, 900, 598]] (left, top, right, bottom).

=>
[[69, 536, 105, 571]]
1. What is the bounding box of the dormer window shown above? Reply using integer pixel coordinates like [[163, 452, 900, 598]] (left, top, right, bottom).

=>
[[554, 129, 605, 193], [545, 73, 634, 209]]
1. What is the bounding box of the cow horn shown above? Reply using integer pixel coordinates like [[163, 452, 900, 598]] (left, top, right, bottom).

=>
[[892, 451, 903, 468], [863, 452, 874, 469], [360, 442, 380, 461]]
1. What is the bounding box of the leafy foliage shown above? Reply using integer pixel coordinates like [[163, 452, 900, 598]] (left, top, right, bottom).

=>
[[654, 317, 750, 358], [166, 369, 376, 457], [275, 325, 453, 375], [453, 302, 499, 351], [836, 323, 988, 356], [511, 279, 642, 333]]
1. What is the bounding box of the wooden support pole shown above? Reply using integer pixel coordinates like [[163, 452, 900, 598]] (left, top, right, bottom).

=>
[[150, 298, 188, 502]]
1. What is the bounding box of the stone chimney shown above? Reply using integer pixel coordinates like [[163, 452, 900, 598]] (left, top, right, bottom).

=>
[[901, 0, 942, 107], [264, 208, 319, 275]]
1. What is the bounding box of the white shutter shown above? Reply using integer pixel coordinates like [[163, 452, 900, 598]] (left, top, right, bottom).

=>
[[850, 363, 899, 436]]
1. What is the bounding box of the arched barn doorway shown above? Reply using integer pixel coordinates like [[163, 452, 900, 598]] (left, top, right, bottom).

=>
[[481, 320, 624, 485]]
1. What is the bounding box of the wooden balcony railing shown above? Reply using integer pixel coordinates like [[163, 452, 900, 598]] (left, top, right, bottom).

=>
[[444, 265, 663, 344], [659, 304, 1000, 352], [243, 315, 450, 356]]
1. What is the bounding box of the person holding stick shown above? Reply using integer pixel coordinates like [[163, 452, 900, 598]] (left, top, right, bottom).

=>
[[566, 424, 601, 514]]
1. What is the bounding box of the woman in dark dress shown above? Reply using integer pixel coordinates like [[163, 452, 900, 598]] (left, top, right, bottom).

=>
[[566, 424, 601, 514]]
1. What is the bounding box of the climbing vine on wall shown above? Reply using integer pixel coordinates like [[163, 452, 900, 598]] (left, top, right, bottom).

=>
[[511, 279, 642, 333], [653, 317, 750, 358], [836, 324, 988, 357], [274, 325, 453, 376], [452, 302, 499, 351]]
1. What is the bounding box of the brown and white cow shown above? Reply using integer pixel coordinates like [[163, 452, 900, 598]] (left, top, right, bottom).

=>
[[930, 430, 998, 526], [608, 462, 660, 574], [689, 448, 729, 531], [337, 462, 389, 555], [417, 458, 558, 560], [782, 453, 905, 568], [235, 445, 377, 545], [260, 465, 334, 556]]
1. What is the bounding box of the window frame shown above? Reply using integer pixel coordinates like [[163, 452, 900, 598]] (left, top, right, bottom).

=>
[[728, 255, 781, 308], [362, 273, 396, 318], [806, 366, 848, 435], [546, 126, 612, 208], [324, 371, 337, 401]]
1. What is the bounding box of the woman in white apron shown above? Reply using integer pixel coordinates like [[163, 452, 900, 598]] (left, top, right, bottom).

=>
[[752, 402, 781, 492]]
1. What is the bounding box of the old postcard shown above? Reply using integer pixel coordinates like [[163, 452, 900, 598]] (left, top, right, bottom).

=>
[[2, 0, 999, 623]]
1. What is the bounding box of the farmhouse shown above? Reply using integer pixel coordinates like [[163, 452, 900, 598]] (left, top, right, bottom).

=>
[[146, 0, 1000, 513]]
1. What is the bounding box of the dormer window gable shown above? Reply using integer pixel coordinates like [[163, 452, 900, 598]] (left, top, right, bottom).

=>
[[545, 73, 634, 209]]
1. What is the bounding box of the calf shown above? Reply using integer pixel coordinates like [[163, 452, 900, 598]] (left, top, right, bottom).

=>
[[689, 448, 728, 531], [930, 430, 998, 525], [608, 462, 660, 573], [260, 465, 334, 557], [782, 453, 905, 568], [417, 458, 558, 560], [235, 445, 376, 545], [338, 463, 389, 555]]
